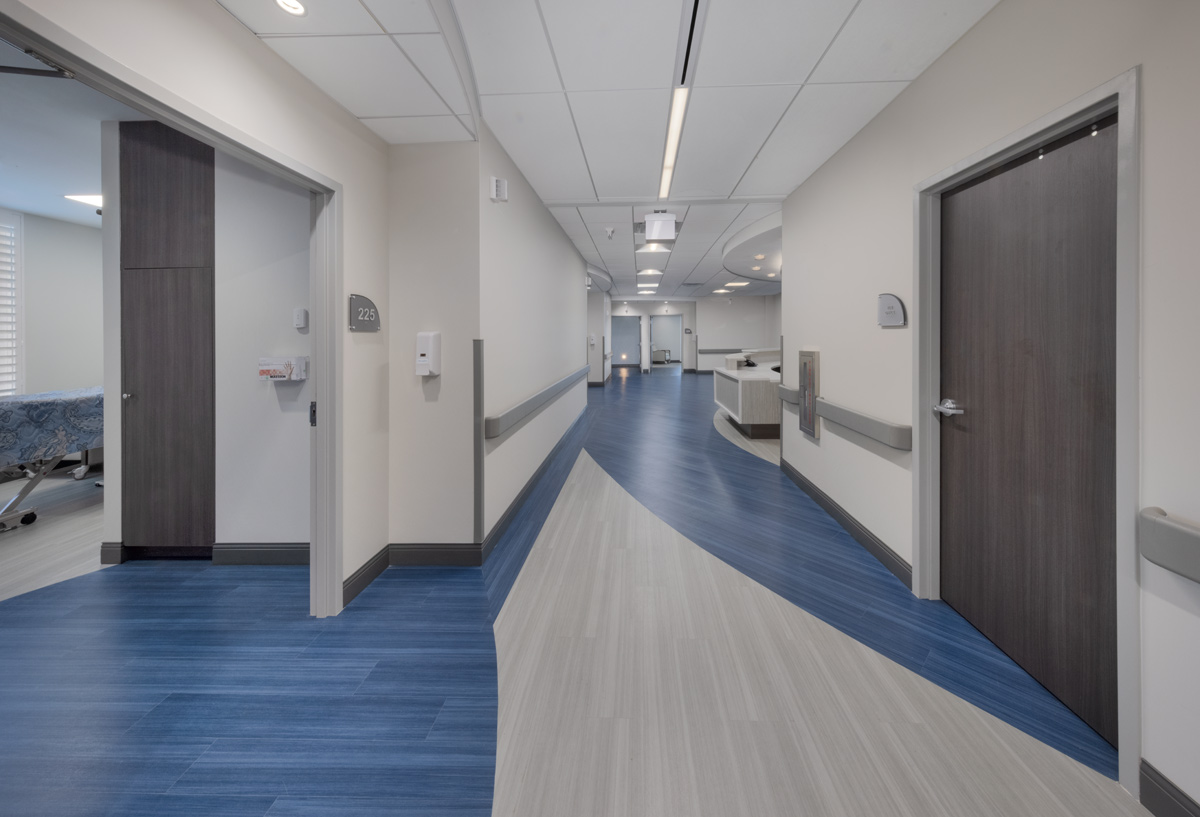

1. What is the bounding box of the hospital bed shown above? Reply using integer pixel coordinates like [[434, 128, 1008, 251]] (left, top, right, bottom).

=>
[[0, 387, 104, 532]]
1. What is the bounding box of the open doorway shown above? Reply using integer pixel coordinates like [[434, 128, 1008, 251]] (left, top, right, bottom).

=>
[[650, 313, 682, 375]]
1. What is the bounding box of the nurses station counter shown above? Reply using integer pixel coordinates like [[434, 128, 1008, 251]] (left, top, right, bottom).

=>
[[713, 349, 781, 439]]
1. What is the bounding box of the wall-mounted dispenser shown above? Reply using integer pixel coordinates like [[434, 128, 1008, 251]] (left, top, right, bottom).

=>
[[416, 331, 441, 377], [259, 356, 308, 381]]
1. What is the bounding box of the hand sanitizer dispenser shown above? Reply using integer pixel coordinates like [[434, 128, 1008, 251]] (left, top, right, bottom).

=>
[[416, 331, 441, 377]]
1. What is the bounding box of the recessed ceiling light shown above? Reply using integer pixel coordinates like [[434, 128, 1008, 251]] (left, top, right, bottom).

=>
[[751, 266, 761, 271], [754, 254, 765, 260], [635, 242, 672, 254], [767, 273, 776, 278], [712, 289, 731, 294], [659, 87, 690, 199], [276, 0, 306, 15], [65, 194, 103, 207], [637, 269, 662, 276], [725, 282, 749, 287]]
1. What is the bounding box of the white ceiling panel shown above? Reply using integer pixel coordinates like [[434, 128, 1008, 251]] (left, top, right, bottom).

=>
[[695, 0, 856, 87], [578, 205, 632, 224], [480, 93, 596, 201], [265, 35, 450, 117], [634, 204, 689, 222], [395, 34, 469, 114], [216, 0, 380, 35], [361, 115, 472, 143], [669, 85, 798, 199], [362, 0, 441, 33], [678, 202, 748, 230], [539, 0, 684, 91], [734, 81, 906, 197], [570, 90, 670, 200], [457, 114, 476, 137], [453, 0, 562, 94], [811, 0, 999, 83]]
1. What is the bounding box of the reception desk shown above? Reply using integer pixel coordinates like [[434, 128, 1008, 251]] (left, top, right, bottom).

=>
[[714, 366, 781, 439]]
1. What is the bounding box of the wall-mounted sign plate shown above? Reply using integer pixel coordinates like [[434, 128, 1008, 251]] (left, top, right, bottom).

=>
[[878, 293, 907, 327], [799, 350, 820, 439], [349, 294, 380, 332]]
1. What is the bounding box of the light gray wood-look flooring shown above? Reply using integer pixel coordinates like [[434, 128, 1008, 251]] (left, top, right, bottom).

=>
[[0, 470, 106, 602], [713, 409, 780, 465], [492, 451, 1147, 817]]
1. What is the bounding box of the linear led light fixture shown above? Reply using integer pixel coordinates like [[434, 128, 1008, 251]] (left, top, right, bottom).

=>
[[725, 282, 750, 287], [637, 269, 663, 276], [65, 194, 103, 207], [658, 87, 689, 200]]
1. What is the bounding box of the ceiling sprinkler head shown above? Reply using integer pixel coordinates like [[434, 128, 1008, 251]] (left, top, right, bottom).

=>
[[605, 227, 616, 239]]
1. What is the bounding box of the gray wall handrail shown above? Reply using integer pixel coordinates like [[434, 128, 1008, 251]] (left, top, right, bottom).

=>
[[1140, 507, 1200, 584], [484, 365, 589, 439], [814, 397, 912, 451], [779, 384, 800, 404]]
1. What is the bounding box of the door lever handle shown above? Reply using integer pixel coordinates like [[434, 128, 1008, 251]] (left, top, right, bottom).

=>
[[933, 398, 964, 416]]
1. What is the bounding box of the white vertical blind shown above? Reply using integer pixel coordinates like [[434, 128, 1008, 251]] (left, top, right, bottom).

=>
[[0, 210, 22, 397]]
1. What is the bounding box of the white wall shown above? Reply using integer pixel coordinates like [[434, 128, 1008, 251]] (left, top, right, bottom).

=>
[[479, 123, 587, 533], [778, 0, 1200, 799], [586, 288, 611, 384], [389, 141, 479, 545], [695, 296, 772, 371], [611, 299, 696, 372], [16, 0, 393, 581], [213, 151, 310, 545], [21, 214, 102, 393], [765, 293, 782, 348]]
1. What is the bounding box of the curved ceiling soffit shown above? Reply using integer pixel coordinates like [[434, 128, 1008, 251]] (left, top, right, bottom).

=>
[[722, 210, 783, 283], [586, 263, 613, 292]]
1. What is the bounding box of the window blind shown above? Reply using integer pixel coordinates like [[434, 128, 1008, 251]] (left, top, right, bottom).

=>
[[0, 217, 19, 397]]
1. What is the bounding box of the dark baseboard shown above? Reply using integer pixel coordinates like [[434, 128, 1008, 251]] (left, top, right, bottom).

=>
[[343, 544, 389, 606], [389, 542, 481, 567], [728, 417, 779, 439], [612, 363, 639, 369], [697, 369, 714, 375], [1142, 760, 1200, 817], [212, 543, 309, 565], [100, 542, 127, 565], [121, 546, 214, 560], [588, 381, 605, 387], [780, 457, 913, 589], [684, 368, 697, 373], [605, 373, 612, 385]]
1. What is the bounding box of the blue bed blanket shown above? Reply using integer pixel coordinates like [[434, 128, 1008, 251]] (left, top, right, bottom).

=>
[[0, 387, 104, 469]]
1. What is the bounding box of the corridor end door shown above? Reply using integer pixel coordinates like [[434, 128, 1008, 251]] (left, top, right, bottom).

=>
[[939, 117, 1118, 745]]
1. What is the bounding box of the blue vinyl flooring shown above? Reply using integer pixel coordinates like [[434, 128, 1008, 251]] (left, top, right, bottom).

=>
[[0, 369, 1115, 815]]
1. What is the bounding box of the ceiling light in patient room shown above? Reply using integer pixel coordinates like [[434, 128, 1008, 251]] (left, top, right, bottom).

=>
[[65, 195, 102, 207], [276, 0, 307, 16]]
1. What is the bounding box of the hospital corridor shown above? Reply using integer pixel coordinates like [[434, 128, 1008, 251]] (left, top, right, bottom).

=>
[[0, 0, 1198, 815]]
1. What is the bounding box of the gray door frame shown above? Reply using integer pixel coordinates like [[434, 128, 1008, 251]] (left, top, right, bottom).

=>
[[0, 12, 345, 618], [911, 67, 1141, 792]]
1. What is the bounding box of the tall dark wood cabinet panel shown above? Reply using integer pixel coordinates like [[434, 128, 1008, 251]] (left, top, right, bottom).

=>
[[119, 122, 215, 555], [939, 118, 1118, 745]]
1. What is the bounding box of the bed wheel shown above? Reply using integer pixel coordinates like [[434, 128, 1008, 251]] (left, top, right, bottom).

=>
[[20, 512, 36, 526]]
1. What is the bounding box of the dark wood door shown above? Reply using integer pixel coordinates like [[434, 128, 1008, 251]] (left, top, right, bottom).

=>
[[119, 121, 215, 553], [121, 268, 215, 550], [939, 117, 1118, 745]]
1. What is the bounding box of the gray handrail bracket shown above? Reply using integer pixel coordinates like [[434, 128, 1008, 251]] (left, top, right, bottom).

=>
[[484, 365, 590, 439], [1140, 507, 1200, 584], [778, 385, 801, 405]]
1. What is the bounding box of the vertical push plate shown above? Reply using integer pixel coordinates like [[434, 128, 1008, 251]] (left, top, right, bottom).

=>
[[309, 402, 317, 427]]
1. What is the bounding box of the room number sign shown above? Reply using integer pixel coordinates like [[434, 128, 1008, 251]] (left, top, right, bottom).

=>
[[349, 294, 381, 332]]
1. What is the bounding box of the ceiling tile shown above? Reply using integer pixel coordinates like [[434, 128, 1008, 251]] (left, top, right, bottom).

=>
[[265, 35, 451, 117], [361, 115, 473, 143], [362, 0, 441, 33], [678, 202, 748, 230], [694, 0, 856, 87], [810, 0, 999, 83], [734, 82, 906, 197], [457, 114, 477, 137], [539, 0, 685, 91], [669, 85, 798, 199], [453, 0, 562, 94], [395, 34, 469, 114], [578, 205, 632, 224], [569, 90, 670, 200], [216, 0, 381, 35], [480, 93, 595, 201]]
